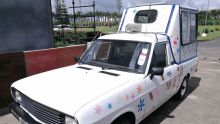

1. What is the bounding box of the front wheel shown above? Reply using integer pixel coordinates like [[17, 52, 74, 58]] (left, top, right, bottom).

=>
[[112, 116, 132, 124], [175, 77, 188, 100]]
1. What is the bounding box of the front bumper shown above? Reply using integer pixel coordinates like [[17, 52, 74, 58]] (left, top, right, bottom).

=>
[[9, 102, 40, 124]]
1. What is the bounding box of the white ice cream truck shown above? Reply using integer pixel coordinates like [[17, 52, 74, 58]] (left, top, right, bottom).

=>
[[10, 4, 199, 124]]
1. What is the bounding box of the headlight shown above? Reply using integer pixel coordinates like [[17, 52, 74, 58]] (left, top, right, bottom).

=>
[[65, 116, 78, 124], [11, 88, 22, 103]]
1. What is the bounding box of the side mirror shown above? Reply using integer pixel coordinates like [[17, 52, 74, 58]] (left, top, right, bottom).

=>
[[74, 56, 80, 63], [150, 67, 164, 80]]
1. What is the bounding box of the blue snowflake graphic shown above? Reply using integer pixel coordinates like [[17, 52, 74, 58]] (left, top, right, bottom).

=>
[[137, 99, 145, 112], [107, 103, 112, 110]]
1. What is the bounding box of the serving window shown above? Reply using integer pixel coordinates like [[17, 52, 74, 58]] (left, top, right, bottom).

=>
[[181, 11, 198, 45]]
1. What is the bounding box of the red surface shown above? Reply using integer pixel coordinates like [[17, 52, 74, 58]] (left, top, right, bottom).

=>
[[24, 45, 86, 76]]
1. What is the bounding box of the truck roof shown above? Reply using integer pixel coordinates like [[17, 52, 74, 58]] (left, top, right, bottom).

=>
[[98, 33, 168, 43], [127, 4, 198, 11]]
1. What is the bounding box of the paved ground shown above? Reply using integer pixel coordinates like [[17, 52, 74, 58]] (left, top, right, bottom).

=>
[[1, 39, 220, 124]]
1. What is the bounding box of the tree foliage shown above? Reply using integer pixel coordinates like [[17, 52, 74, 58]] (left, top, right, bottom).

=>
[[199, 9, 220, 25], [116, 0, 123, 14], [54, 0, 69, 25]]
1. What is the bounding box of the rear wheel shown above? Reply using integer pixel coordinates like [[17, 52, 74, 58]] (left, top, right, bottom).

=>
[[175, 77, 188, 99]]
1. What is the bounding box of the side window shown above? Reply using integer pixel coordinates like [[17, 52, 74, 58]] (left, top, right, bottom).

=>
[[150, 43, 167, 68], [181, 12, 190, 44], [190, 14, 197, 42], [181, 11, 198, 45]]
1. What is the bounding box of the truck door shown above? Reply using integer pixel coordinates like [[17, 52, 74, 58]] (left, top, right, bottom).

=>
[[146, 42, 175, 108]]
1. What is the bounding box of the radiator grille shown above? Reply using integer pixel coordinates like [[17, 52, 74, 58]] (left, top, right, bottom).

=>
[[20, 94, 65, 124]]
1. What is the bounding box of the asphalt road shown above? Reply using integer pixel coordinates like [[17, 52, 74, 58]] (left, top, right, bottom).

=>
[[1, 38, 220, 124]]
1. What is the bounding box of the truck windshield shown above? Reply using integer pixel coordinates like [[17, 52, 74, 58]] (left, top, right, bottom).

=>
[[80, 40, 151, 74]]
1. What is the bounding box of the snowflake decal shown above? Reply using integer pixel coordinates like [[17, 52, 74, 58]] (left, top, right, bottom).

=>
[[173, 39, 177, 45], [155, 88, 160, 97], [95, 105, 102, 114], [177, 48, 180, 53], [131, 93, 135, 100], [166, 81, 172, 90], [161, 75, 165, 81], [107, 103, 112, 110], [149, 92, 153, 101], [125, 95, 129, 100], [137, 99, 145, 112], [137, 84, 142, 94]]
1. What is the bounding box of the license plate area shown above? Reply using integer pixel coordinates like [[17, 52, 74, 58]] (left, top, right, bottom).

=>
[[11, 106, 28, 124], [10, 108, 19, 120]]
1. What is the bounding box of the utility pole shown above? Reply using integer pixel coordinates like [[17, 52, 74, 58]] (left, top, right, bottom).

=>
[[202, 0, 210, 37], [72, 0, 76, 35], [116, 0, 122, 24], [79, 0, 82, 13], [205, 0, 209, 27]]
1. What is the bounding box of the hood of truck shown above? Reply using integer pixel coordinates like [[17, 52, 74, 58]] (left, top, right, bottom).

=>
[[11, 64, 143, 116]]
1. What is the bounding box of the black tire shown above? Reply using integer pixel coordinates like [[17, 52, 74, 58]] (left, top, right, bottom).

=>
[[175, 77, 188, 100], [112, 116, 132, 124]]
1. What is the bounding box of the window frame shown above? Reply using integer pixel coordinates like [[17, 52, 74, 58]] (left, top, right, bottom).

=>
[[149, 42, 168, 70], [134, 9, 158, 24], [180, 9, 198, 46], [79, 39, 152, 74]]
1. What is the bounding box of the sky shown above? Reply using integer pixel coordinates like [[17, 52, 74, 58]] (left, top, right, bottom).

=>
[[51, 0, 220, 13]]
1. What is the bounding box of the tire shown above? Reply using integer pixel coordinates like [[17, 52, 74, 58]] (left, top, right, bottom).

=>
[[112, 116, 132, 124], [175, 77, 188, 100]]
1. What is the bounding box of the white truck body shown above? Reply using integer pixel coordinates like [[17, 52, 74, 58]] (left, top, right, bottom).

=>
[[10, 4, 199, 124], [119, 4, 198, 64]]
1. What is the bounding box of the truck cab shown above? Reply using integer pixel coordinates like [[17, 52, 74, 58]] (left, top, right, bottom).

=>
[[10, 4, 199, 124]]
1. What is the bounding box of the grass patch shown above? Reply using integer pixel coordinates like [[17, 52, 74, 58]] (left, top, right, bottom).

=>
[[54, 41, 76, 48], [53, 26, 118, 47], [83, 26, 220, 41], [198, 25, 220, 41], [54, 25, 220, 44]]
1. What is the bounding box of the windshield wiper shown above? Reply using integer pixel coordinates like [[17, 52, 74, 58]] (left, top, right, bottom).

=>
[[85, 61, 99, 66], [102, 65, 135, 72], [83, 60, 136, 73], [115, 66, 135, 72], [95, 59, 106, 63], [85, 61, 108, 69]]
